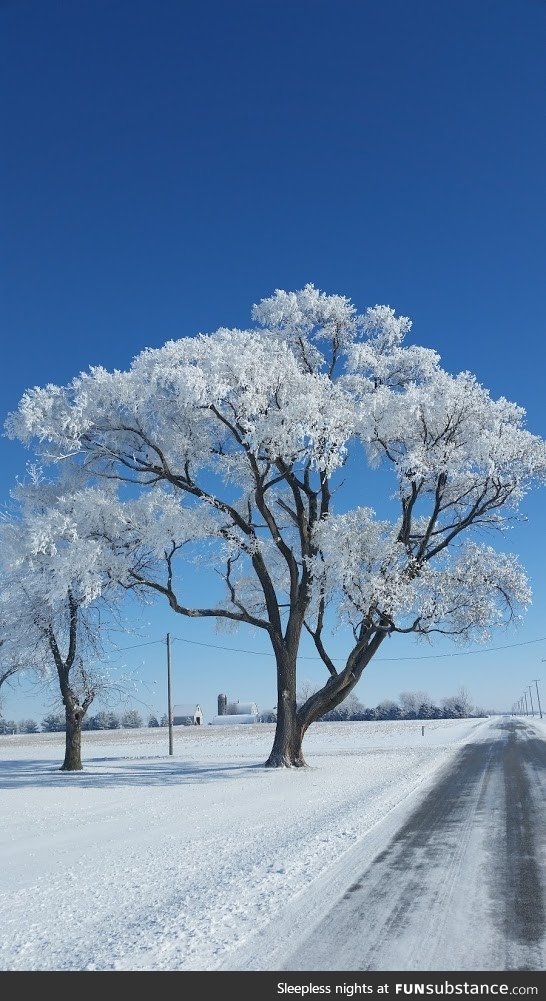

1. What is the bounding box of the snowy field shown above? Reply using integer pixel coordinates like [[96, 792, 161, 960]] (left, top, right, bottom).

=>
[[0, 716, 509, 971]]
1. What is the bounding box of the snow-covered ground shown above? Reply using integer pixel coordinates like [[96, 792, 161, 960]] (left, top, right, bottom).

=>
[[0, 716, 510, 971]]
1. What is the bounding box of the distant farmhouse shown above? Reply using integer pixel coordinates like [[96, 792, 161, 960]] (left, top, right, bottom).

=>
[[172, 703, 203, 726], [208, 693, 260, 725]]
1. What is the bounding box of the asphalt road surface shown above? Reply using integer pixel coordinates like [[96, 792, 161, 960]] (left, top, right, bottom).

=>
[[282, 720, 546, 971]]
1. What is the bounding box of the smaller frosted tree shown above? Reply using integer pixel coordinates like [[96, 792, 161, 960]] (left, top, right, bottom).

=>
[[0, 475, 125, 770]]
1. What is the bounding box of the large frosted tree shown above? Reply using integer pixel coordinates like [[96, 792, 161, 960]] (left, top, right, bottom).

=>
[[6, 286, 546, 766]]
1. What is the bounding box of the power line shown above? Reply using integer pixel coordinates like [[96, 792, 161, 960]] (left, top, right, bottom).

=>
[[103, 631, 546, 663], [106, 638, 166, 653], [382, 635, 546, 662], [169, 633, 546, 663]]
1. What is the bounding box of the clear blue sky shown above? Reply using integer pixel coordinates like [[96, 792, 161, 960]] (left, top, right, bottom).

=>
[[1, 0, 545, 725]]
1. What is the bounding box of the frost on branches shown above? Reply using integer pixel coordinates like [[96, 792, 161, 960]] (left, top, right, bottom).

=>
[[6, 285, 546, 766]]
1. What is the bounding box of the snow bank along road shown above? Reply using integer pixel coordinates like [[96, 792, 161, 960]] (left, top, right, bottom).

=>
[[1, 716, 544, 971]]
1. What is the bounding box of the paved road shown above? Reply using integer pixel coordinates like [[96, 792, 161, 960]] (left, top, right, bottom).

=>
[[282, 720, 546, 971]]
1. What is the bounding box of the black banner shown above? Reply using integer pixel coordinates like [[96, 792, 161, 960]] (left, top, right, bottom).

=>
[[0, 970, 544, 997]]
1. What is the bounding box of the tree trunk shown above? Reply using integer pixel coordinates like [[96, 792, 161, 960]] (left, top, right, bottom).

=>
[[61, 704, 84, 771], [265, 653, 305, 767], [266, 711, 306, 767], [265, 630, 387, 768]]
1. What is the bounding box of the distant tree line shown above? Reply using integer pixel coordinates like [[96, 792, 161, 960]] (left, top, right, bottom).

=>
[[0, 688, 486, 734], [0, 709, 171, 734], [295, 685, 486, 722]]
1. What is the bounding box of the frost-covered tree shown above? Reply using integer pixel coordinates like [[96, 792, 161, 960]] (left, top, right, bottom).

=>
[[441, 687, 474, 718], [85, 710, 120, 730], [417, 700, 440, 719], [0, 591, 35, 703], [121, 709, 143, 729], [41, 712, 66, 732], [19, 718, 38, 734], [0, 475, 124, 770], [375, 699, 402, 721], [0, 655, 22, 702], [6, 285, 546, 767], [398, 690, 432, 719]]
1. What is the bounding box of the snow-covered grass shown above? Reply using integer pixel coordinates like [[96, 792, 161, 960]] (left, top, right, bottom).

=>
[[0, 716, 494, 971]]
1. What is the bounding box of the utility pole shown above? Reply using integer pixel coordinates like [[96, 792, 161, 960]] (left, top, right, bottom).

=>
[[523, 692, 529, 716], [532, 678, 543, 719], [528, 684, 535, 717], [167, 632, 173, 756]]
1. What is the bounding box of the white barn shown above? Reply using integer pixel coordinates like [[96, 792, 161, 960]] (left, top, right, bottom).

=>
[[172, 703, 203, 726], [209, 697, 260, 725], [227, 701, 258, 716]]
